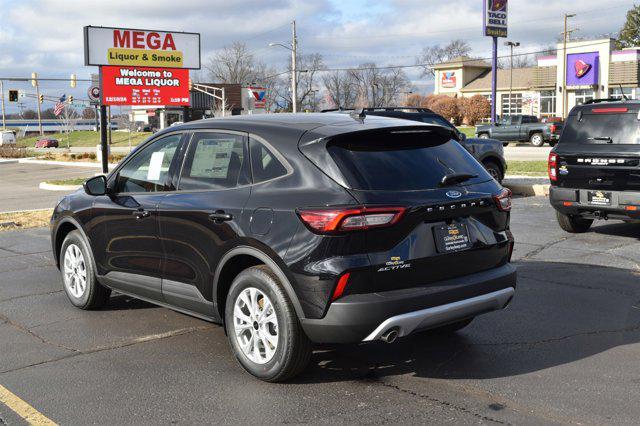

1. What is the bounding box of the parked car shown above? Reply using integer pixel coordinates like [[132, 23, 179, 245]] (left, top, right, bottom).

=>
[[35, 137, 59, 148], [51, 113, 516, 381], [549, 99, 640, 232], [476, 115, 563, 147], [0, 130, 16, 146], [333, 107, 507, 182]]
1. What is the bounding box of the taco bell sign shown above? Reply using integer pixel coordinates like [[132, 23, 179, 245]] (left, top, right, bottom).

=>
[[566, 52, 599, 86], [483, 0, 508, 38]]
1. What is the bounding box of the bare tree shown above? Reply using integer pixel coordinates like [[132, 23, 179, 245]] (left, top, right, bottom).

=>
[[272, 52, 325, 111], [206, 42, 262, 84], [349, 64, 410, 107], [322, 70, 358, 109], [417, 39, 472, 76], [59, 106, 80, 150]]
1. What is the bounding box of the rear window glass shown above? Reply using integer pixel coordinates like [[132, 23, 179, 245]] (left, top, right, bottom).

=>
[[561, 110, 640, 144], [326, 132, 491, 191]]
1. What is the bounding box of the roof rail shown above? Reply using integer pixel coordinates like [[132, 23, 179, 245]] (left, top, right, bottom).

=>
[[321, 106, 436, 114]]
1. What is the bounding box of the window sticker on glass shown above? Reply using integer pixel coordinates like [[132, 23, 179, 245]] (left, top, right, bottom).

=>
[[191, 139, 237, 179], [147, 151, 165, 181]]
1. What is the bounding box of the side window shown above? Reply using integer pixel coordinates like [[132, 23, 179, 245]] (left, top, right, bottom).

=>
[[510, 116, 520, 125], [115, 134, 182, 193], [249, 138, 288, 183], [179, 132, 249, 190]]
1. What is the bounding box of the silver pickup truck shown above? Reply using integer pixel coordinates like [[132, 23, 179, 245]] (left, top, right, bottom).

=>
[[476, 115, 563, 147]]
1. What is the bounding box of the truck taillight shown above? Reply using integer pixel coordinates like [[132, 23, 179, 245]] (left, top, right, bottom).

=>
[[297, 206, 405, 234], [493, 188, 512, 212], [548, 152, 558, 182], [549, 124, 557, 133]]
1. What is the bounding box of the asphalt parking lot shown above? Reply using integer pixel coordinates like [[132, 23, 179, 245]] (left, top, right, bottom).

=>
[[0, 162, 95, 213], [1, 196, 639, 424]]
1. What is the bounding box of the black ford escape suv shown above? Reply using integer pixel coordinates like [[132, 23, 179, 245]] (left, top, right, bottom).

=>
[[51, 113, 516, 381], [549, 99, 640, 232]]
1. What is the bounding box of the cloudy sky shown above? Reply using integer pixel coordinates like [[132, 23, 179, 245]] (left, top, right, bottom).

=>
[[0, 0, 635, 112]]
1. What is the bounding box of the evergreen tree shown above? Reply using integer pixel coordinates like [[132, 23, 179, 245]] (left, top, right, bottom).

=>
[[617, 5, 640, 49]]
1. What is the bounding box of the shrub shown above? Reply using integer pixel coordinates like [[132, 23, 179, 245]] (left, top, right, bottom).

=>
[[424, 94, 462, 125], [89, 153, 97, 160], [461, 95, 491, 125]]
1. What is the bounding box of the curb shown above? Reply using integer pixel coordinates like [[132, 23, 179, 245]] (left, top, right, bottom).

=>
[[504, 182, 550, 197], [0, 159, 20, 164], [39, 182, 82, 191], [18, 158, 118, 168]]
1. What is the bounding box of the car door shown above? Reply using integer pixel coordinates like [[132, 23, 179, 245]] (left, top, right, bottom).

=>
[[90, 132, 187, 301], [158, 130, 251, 317]]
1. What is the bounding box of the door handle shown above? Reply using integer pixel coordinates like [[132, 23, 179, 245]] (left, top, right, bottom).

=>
[[133, 209, 150, 219], [209, 210, 233, 223]]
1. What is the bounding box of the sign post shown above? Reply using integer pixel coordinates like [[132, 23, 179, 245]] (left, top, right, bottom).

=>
[[83, 26, 200, 174], [483, 0, 508, 124]]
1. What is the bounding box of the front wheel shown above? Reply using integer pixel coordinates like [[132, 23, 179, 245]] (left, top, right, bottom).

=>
[[530, 132, 545, 147], [60, 230, 111, 309], [556, 211, 593, 233], [225, 265, 311, 382], [478, 133, 489, 139]]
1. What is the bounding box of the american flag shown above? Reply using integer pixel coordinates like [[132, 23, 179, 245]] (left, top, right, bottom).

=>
[[54, 94, 66, 116]]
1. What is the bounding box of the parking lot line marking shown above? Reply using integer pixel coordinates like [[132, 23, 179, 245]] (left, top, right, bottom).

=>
[[0, 384, 57, 425]]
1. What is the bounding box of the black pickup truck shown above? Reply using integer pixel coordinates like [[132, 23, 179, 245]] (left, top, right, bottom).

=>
[[549, 99, 640, 232], [476, 115, 563, 147]]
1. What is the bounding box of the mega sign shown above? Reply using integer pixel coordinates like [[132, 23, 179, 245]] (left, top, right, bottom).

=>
[[483, 0, 508, 38], [566, 52, 599, 86], [441, 72, 457, 88], [84, 26, 200, 69], [101, 66, 190, 106]]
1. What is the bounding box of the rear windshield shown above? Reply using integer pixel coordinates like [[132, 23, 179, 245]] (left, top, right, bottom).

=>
[[326, 131, 491, 191], [561, 110, 640, 144]]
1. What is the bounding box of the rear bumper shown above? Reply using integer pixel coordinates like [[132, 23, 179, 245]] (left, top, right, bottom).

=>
[[550, 186, 640, 219], [300, 263, 516, 344]]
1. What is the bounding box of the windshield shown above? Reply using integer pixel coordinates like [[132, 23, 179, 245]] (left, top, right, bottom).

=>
[[326, 132, 491, 191], [561, 111, 640, 144]]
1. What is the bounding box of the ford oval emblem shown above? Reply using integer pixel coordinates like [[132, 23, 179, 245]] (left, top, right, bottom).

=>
[[446, 190, 462, 199]]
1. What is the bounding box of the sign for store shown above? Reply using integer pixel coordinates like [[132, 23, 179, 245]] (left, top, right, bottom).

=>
[[248, 87, 267, 108], [101, 66, 190, 106], [441, 72, 456, 88], [84, 26, 201, 69], [566, 52, 599, 86], [483, 0, 508, 38]]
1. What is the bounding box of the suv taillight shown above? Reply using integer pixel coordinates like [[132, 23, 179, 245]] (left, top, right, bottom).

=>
[[493, 188, 512, 212], [297, 206, 405, 234], [548, 152, 558, 182]]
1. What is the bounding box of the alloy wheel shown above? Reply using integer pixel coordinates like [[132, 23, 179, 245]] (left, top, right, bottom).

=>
[[63, 244, 87, 298], [233, 287, 279, 364]]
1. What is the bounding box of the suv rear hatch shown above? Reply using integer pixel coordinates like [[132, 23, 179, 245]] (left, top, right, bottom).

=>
[[301, 126, 512, 295], [552, 104, 640, 191]]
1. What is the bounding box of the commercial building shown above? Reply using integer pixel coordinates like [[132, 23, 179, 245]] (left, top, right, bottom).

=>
[[432, 38, 640, 119]]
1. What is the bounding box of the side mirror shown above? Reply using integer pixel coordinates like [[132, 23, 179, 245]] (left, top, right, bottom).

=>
[[83, 175, 108, 196]]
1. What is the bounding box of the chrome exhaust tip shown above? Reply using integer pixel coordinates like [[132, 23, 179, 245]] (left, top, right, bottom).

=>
[[380, 328, 399, 343]]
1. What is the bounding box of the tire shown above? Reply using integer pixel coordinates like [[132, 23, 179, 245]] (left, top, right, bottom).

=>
[[549, 140, 557, 148], [502, 142, 509, 147], [478, 133, 489, 139], [225, 265, 311, 382], [432, 318, 474, 334], [530, 132, 545, 147], [555, 211, 593, 233], [60, 230, 111, 309], [483, 160, 503, 183]]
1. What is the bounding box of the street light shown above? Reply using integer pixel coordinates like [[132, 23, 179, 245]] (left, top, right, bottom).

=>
[[562, 13, 577, 118], [268, 20, 298, 113], [504, 41, 520, 116]]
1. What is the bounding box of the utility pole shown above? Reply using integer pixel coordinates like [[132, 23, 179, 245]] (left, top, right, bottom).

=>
[[291, 20, 298, 113], [0, 80, 5, 130], [504, 41, 520, 116], [32, 72, 43, 136], [490, 36, 498, 123], [562, 13, 576, 119]]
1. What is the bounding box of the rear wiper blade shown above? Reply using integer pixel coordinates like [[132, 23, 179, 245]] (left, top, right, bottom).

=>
[[588, 136, 613, 143], [439, 173, 478, 187]]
